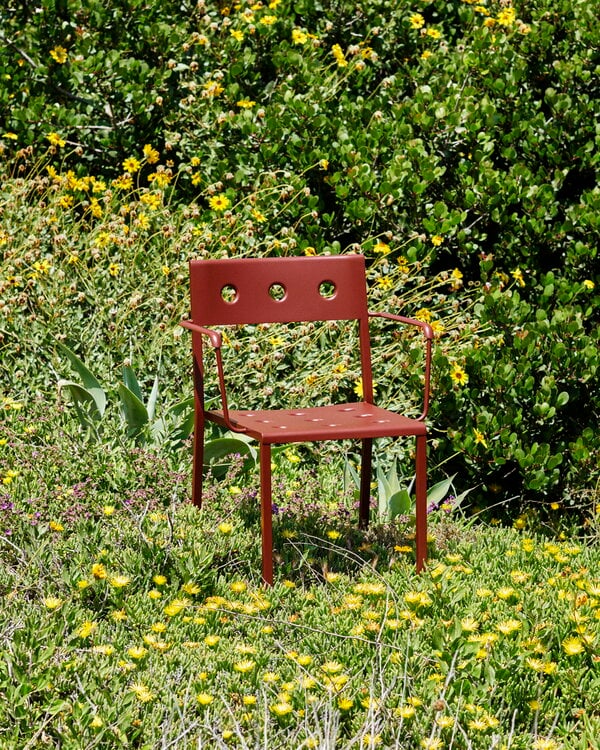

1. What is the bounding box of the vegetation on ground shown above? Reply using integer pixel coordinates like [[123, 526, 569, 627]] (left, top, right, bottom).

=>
[[1, 0, 599, 746]]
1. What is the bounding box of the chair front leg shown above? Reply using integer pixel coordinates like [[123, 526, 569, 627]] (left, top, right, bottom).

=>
[[192, 406, 204, 508], [415, 434, 428, 572], [359, 438, 373, 529], [260, 443, 274, 585]]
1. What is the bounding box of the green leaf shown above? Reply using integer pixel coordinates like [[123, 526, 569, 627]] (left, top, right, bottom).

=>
[[56, 341, 106, 417], [426, 475, 456, 507], [388, 489, 411, 519], [58, 379, 103, 424], [117, 383, 148, 435], [146, 374, 160, 422], [203, 437, 255, 478], [122, 365, 143, 402]]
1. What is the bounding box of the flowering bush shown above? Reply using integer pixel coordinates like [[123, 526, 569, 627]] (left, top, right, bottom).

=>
[[1, 0, 598, 504]]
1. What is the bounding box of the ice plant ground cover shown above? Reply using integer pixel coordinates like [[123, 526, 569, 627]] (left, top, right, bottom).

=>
[[2, 404, 600, 748]]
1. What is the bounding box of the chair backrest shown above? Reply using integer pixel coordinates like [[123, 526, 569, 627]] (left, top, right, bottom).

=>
[[189, 254, 369, 326]]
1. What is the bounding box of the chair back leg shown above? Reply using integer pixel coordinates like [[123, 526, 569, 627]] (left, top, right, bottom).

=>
[[415, 435, 428, 572], [260, 443, 274, 585], [359, 438, 373, 529], [192, 410, 204, 508]]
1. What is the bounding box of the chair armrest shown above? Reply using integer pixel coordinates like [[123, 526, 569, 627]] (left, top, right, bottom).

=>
[[180, 320, 222, 348], [368, 311, 433, 421], [179, 320, 246, 434], [369, 311, 433, 340]]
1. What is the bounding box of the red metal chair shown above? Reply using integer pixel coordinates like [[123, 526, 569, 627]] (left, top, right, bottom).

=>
[[181, 254, 433, 584]]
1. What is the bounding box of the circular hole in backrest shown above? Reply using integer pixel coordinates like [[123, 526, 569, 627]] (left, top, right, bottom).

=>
[[269, 282, 286, 302], [319, 280, 336, 299], [221, 284, 238, 303]]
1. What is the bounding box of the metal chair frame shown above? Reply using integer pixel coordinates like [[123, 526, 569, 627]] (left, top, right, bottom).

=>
[[181, 254, 433, 584]]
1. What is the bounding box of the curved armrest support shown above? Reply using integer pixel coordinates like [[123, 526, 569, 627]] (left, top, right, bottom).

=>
[[368, 311, 433, 420], [179, 320, 246, 433], [180, 320, 222, 348]]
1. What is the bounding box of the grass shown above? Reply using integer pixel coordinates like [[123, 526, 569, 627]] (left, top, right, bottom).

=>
[[2, 401, 600, 749]]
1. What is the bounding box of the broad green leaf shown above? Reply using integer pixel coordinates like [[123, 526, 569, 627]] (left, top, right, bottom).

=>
[[146, 374, 160, 422], [426, 474, 456, 507], [118, 383, 148, 434], [203, 437, 255, 478], [58, 379, 103, 423], [122, 365, 143, 403], [56, 341, 106, 417], [388, 489, 411, 519]]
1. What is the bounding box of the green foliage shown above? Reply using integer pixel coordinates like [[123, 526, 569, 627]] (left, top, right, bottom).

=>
[[2, 412, 600, 747], [0, 0, 598, 510]]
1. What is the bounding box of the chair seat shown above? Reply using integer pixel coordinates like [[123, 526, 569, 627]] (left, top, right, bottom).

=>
[[206, 401, 426, 444]]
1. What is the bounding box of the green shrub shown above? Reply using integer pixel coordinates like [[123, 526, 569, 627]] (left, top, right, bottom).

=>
[[0, 0, 598, 511]]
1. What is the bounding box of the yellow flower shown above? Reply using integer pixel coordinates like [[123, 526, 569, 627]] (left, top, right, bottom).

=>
[[43, 596, 64, 610], [511, 268, 526, 287], [397, 705, 416, 719], [270, 701, 293, 716], [234, 660, 256, 674], [292, 28, 308, 44], [127, 646, 148, 660], [197, 692, 214, 706], [103, 505, 116, 516], [237, 98, 256, 109], [331, 44, 347, 68], [109, 575, 131, 588], [496, 619, 522, 635], [181, 581, 200, 596], [450, 267, 463, 288], [474, 428, 487, 448], [426, 28, 442, 39], [90, 715, 103, 728], [122, 157, 141, 174], [562, 636, 585, 656], [143, 144, 160, 164], [230, 29, 245, 41], [582, 279, 595, 290], [153, 574, 167, 586], [108, 262, 121, 277], [50, 46, 68, 64], [164, 598, 190, 617], [260, 14, 277, 25], [431, 234, 444, 246], [409, 13, 425, 29], [373, 241, 390, 254], [209, 194, 231, 211], [320, 661, 344, 675], [450, 364, 469, 386], [203, 80, 224, 96], [47, 132, 66, 147], [49, 520, 64, 532], [532, 739, 561, 750], [148, 589, 162, 600], [92, 563, 107, 580], [130, 683, 155, 702], [497, 7, 516, 26], [218, 522, 233, 534], [75, 620, 97, 639]]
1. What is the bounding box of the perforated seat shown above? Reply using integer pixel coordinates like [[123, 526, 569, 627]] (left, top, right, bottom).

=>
[[181, 254, 433, 584]]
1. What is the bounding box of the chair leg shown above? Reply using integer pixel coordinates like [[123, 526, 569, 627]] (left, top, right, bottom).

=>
[[191, 408, 204, 508], [260, 443, 274, 586], [415, 435, 427, 572], [359, 438, 373, 529]]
